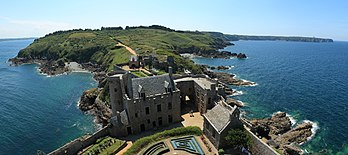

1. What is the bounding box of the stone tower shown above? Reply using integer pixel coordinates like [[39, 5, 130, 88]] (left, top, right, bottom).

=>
[[108, 74, 125, 116]]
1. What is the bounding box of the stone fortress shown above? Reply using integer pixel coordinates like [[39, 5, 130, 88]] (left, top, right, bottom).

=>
[[107, 66, 242, 149]]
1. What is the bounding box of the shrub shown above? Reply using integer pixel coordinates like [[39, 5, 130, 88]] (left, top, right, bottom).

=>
[[225, 127, 253, 150], [218, 148, 225, 155], [124, 126, 202, 155]]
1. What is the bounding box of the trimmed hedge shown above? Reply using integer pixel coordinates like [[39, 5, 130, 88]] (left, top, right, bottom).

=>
[[124, 126, 202, 155]]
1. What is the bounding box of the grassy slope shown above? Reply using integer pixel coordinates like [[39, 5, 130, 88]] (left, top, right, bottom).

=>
[[17, 28, 220, 73]]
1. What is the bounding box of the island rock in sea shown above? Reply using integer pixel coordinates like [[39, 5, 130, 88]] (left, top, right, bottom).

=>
[[237, 53, 247, 59]]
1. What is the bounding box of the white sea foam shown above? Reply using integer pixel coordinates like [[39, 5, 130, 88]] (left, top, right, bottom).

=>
[[272, 111, 283, 116], [241, 79, 258, 86], [286, 113, 297, 126], [303, 120, 319, 143], [228, 65, 235, 69], [230, 89, 244, 96], [236, 100, 246, 106]]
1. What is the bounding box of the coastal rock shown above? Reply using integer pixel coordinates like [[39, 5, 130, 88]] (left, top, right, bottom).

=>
[[283, 145, 303, 155], [250, 112, 314, 154], [274, 122, 312, 145], [79, 88, 112, 126], [224, 87, 235, 95], [251, 112, 292, 136], [217, 65, 229, 70], [237, 53, 247, 59], [79, 88, 100, 111], [226, 98, 244, 107], [205, 71, 256, 86]]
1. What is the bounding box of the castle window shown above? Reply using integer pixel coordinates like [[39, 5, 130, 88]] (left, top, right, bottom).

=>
[[168, 102, 172, 110], [168, 115, 173, 123], [145, 107, 150, 115], [147, 119, 150, 124], [140, 93, 145, 98], [135, 112, 138, 118], [114, 88, 117, 92], [158, 117, 163, 126], [157, 104, 162, 112]]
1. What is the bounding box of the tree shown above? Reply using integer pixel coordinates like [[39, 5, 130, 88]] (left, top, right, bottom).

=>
[[225, 127, 252, 150]]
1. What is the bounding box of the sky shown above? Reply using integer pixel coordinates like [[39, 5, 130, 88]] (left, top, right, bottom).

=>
[[0, 0, 347, 40]]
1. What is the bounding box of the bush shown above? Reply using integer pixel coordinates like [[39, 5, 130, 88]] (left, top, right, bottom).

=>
[[124, 126, 202, 155], [218, 148, 225, 155], [225, 127, 253, 150]]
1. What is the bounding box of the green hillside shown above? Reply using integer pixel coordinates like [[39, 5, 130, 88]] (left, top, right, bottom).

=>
[[17, 26, 230, 73]]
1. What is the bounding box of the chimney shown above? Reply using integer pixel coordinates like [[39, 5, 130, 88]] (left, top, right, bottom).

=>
[[168, 66, 173, 77]]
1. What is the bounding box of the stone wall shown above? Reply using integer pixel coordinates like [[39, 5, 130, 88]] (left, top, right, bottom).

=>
[[48, 126, 110, 155], [124, 90, 181, 135], [245, 126, 280, 155]]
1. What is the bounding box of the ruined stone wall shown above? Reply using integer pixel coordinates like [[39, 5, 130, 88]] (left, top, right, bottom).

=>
[[48, 126, 110, 155]]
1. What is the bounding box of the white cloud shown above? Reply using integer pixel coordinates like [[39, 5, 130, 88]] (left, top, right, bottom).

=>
[[0, 17, 77, 38]]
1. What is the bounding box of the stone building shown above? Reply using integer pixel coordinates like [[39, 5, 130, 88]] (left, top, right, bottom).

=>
[[108, 67, 181, 137], [108, 65, 242, 145], [203, 101, 243, 148], [175, 77, 219, 114], [128, 55, 141, 69]]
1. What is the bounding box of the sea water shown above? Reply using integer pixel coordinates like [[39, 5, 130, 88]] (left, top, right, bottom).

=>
[[193, 40, 348, 154], [0, 39, 98, 154]]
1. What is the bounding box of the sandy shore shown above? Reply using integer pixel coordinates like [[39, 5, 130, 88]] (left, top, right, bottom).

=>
[[65, 62, 90, 73]]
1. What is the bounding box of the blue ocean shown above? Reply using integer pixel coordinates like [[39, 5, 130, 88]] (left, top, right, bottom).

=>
[[1, 39, 348, 154], [193, 40, 348, 154], [0, 39, 98, 155]]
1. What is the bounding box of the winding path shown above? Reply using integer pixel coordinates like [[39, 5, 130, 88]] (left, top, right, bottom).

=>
[[117, 43, 137, 56]]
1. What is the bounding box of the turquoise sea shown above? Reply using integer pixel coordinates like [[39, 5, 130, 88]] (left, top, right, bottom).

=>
[[0, 39, 98, 154], [193, 40, 348, 154]]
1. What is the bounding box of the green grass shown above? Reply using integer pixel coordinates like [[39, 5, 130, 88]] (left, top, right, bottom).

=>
[[131, 70, 148, 77], [81, 136, 124, 155], [17, 26, 226, 74], [124, 126, 202, 155], [69, 32, 96, 39]]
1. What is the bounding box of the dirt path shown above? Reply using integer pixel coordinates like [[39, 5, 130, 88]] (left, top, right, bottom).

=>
[[116, 141, 133, 155], [117, 43, 137, 56]]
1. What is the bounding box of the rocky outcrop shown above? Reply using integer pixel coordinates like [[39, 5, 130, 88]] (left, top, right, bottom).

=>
[[250, 112, 313, 154], [9, 58, 69, 75], [39, 60, 69, 75], [226, 98, 244, 107], [251, 112, 291, 137], [204, 71, 256, 86], [237, 53, 247, 59], [79, 88, 112, 126], [217, 66, 229, 70], [79, 88, 100, 111], [274, 122, 312, 145], [283, 145, 303, 155]]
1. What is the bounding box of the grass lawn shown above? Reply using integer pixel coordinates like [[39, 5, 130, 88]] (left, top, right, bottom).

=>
[[131, 70, 148, 77], [81, 136, 124, 155]]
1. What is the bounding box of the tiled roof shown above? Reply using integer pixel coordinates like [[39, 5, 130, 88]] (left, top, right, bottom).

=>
[[131, 74, 175, 99], [204, 102, 234, 133]]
